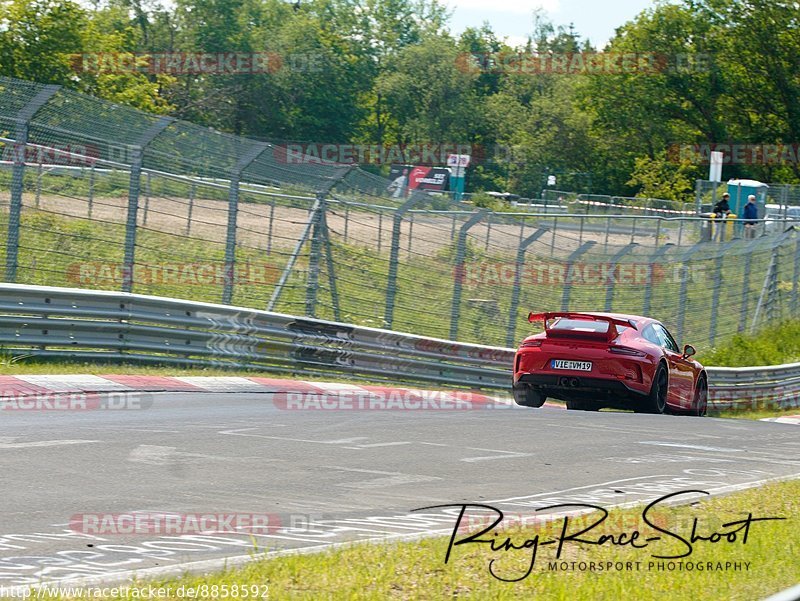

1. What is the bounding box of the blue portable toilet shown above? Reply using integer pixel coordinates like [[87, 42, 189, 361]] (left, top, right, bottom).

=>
[[727, 179, 768, 236]]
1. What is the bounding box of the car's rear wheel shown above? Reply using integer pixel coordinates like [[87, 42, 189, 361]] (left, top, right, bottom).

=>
[[641, 363, 668, 414], [513, 385, 546, 408], [691, 377, 708, 417]]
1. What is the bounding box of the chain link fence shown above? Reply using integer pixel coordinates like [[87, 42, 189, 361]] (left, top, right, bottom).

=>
[[2, 76, 799, 356]]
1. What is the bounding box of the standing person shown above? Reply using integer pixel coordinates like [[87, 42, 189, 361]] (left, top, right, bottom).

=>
[[743, 194, 758, 239], [387, 168, 409, 199], [712, 192, 731, 241]]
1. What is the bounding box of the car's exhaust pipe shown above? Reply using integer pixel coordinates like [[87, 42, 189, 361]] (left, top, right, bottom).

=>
[[558, 377, 580, 387]]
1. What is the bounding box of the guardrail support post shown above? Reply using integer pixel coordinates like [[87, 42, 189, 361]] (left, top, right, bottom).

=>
[[506, 228, 549, 347], [122, 116, 174, 292], [604, 242, 638, 312], [222, 141, 269, 304], [450, 210, 488, 340], [560, 241, 596, 311], [5, 84, 60, 283], [384, 191, 426, 329]]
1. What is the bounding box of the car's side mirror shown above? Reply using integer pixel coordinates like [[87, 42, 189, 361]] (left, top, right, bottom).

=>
[[682, 344, 696, 359]]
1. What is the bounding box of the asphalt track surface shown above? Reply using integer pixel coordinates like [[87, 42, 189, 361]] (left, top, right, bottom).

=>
[[2, 392, 800, 587]]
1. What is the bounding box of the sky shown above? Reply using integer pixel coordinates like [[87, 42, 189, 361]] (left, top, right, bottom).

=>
[[446, 0, 657, 49]]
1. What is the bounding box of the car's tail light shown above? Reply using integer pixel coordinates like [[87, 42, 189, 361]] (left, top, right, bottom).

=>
[[609, 345, 646, 357], [521, 340, 543, 348]]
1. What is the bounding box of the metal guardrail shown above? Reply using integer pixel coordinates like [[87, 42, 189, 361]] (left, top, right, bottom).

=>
[[0, 283, 513, 389], [1, 283, 799, 412]]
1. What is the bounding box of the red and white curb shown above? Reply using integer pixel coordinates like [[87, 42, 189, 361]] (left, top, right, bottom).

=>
[[0, 375, 566, 411], [760, 415, 800, 425]]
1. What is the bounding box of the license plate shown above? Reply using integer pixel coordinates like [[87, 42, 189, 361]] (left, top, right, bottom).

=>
[[551, 360, 592, 371]]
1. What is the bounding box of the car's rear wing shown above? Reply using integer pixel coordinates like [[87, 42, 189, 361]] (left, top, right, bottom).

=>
[[528, 312, 638, 342]]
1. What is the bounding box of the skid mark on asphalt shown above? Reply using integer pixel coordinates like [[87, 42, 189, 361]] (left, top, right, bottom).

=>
[[325, 466, 441, 489], [460, 447, 533, 462], [219, 428, 368, 446], [0, 438, 100, 449], [127, 445, 260, 465], [638, 441, 743, 453]]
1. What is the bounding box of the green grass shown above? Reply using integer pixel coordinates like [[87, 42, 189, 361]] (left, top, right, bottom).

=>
[[47, 477, 800, 600], [710, 404, 800, 420]]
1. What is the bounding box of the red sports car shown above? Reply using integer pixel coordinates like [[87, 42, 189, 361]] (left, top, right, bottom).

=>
[[512, 312, 707, 415]]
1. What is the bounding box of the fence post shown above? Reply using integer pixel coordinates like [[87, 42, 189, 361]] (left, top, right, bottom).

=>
[[142, 171, 151, 225], [407, 211, 414, 258], [694, 179, 703, 214], [377, 212, 383, 253], [506, 228, 549, 347], [739, 238, 758, 332], [320, 199, 341, 321], [709, 239, 738, 345], [266, 195, 275, 255], [450, 210, 488, 340], [5, 84, 60, 284], [485, 212, 492, 250], [752, 231, 793, 332], [88, 163, 96, 218], [267, 198, 319, 312], [35, 159, 43, 208], [384, 191, 426, 329], [305, 194, 325, 317], [223, 141, 269, 304], [186, 182, 196, 235], [604, 243, 638, 312], [343, 201, 350, 243], [642, 243, 674, 316], [792, 236, 800, 315], [675, 242, 704, 344], [560, 241, 596, 311], [122, 116, 173, 292]]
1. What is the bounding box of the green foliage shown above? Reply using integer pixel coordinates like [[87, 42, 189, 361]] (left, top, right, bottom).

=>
[[3, 0, 800, 195], [627, 151, 699, 202], [699, 320, 800, 367]]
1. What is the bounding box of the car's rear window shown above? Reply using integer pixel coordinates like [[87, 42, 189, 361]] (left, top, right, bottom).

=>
[[550, 318, 627, 333]]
